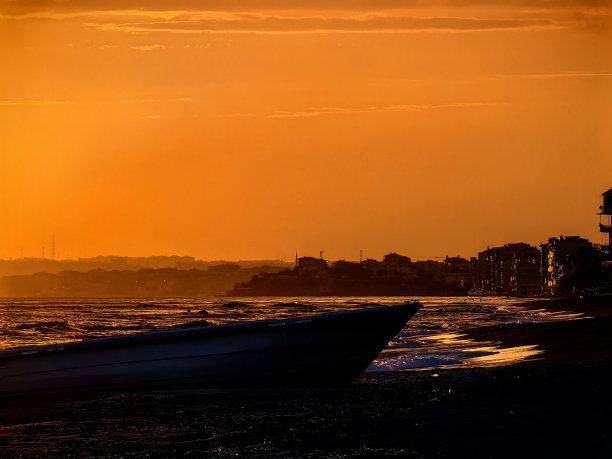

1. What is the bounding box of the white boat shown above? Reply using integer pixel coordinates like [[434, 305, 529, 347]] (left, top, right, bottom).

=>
[[0, 302, 421, 395]]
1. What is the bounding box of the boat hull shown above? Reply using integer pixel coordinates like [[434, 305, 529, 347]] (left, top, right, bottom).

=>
[[0, 302, 421, 394]]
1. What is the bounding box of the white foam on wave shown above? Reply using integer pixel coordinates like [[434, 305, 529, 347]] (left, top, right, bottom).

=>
[[367, 348, 497, 372], [395, 329, 438, 338], [366, 355, 461, 372]]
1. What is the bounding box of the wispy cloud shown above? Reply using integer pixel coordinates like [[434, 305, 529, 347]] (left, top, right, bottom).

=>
[[140, 114, 166, 119], [84, 13, 562, 35], [2, 1, 611, 15], [4, 5, 608, 35], [130, 44, 166, 51], [227, 102, 498, 119]]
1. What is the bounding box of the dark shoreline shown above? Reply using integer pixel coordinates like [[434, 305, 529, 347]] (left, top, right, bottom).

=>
[[1, 297, 611, 457], [2, 362, 611, 457]]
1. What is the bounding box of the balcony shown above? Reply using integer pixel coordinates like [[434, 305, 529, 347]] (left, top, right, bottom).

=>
[[598, 205, 612, 215], [600, 223, 612, 233]]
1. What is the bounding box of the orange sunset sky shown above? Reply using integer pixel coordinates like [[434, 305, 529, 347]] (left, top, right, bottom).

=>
[[1, 0, 611, 262]]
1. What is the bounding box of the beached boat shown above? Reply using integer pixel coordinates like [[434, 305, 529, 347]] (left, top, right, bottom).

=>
[[0, 302, 421, 395]]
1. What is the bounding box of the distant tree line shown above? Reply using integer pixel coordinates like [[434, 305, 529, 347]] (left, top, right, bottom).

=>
[[0, 264, 285, 297]]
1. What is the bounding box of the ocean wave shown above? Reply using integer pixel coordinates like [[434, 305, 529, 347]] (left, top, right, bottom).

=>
[[81, 324, 158, 332], [222, 301, 248, 307], [13, 321, 73, 331], [0, 296, 579, 370], [168, 320, 212, 329]]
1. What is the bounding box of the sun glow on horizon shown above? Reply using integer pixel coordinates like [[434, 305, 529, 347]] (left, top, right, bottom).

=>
[[1, 0, 611, 261]]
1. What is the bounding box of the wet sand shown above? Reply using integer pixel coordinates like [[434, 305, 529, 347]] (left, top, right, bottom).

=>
[[1, 297, 611, 458], [466, 297, 612, 364]]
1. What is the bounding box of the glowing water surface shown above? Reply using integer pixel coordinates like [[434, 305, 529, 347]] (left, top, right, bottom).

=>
[[0, 297, 583, 371]]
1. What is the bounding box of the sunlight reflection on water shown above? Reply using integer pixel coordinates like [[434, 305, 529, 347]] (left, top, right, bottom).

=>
[[464, 345, 544, 365], [0, 296, 581, 370]]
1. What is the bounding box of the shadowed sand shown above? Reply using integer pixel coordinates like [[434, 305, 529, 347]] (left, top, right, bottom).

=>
[[1, 297, 611, 457]]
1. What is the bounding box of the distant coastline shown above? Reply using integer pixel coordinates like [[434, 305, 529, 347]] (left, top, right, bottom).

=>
[[0, 264, 287, 298], [0, 238, 609, 298], [228, 254, 472, 297]]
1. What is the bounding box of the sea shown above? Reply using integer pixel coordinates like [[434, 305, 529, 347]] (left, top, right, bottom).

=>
[[0, 297, 585, 371]]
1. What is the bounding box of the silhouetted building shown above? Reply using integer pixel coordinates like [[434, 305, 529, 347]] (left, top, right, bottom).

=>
[[297, 256, 328, 276], [360, 258, 381, 276], [359, 255, 417, 280], [230, 252, 470, 296], [442, 256, 473, 289], [474, 243, 541, 295], [599, 187, 612, 255], [541, 236, 592, 295], [599, 188, 612, 288], [331, 260, 363, 277], [380, 253, 416, 279], [444, 256, 472, 272]]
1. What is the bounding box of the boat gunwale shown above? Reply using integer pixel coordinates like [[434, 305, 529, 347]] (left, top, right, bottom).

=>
[[0, 301, 421, 361]]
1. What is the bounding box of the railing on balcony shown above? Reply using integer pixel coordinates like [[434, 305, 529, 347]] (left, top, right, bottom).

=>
[[599, 223, 612, 232]]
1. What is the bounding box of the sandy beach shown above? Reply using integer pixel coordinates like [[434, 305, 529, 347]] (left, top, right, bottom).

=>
[[1, 297, 611, 458]]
